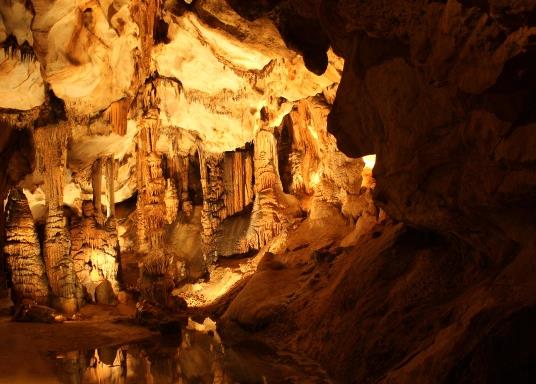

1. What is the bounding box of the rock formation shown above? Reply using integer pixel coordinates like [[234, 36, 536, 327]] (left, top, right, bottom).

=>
[[4, 189, 49, 304], [70, 202, 119, 303], [34, 124, 80, 313], [0, 0, 534, 382]]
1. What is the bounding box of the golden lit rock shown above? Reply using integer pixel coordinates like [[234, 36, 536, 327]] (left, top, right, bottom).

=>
[[1, 1, 534, 382]]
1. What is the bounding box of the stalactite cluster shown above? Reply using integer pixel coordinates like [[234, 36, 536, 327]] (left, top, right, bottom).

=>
[[223, 147, 254, 217], [105, 99, 129, 136], [0, 0, 366, 311]]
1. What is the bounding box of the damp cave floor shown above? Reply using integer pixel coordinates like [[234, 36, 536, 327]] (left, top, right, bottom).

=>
[[0, 304, 153, 383]]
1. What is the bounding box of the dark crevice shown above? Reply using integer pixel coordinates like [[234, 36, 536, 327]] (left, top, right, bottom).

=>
[[154, 18, 171, 44], [189, 154, 204, 206], [35, 89, 67, 128]]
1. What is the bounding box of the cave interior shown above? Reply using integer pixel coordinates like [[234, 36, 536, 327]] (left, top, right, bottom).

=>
[[0, 0, 535, 383]]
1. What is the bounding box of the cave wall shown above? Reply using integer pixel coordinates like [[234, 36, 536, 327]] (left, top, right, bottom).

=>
[[217, 0, 536, 382], [230, 0, 536, 257]]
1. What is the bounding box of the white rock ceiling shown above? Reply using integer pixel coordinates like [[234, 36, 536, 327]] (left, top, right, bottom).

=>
[[0, 0, 344, 218]]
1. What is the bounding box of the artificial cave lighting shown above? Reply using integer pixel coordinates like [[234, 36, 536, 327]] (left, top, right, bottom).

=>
[[0, 0, 534, 383], [362, 154, 376, 170]]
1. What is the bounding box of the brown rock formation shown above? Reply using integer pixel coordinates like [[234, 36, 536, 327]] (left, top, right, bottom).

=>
[[136, 112, 166, 252], [246, 127, 292, 250], [0, 1, 534, 381], [70, 202, 119, 303], [33, 124, 79, 313], [4, 189, 49, 304], [219, 0, 536, 382]]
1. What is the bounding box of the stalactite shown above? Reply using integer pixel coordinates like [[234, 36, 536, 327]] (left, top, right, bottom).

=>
[[223, 146, 254, 217], [130, 0, 162, 86], [33, 124, 79, 313], [4, 189, 50, 304], [0, 108, 40, 131], [105, 99, 129, 136], [1, 35, 37, 63], [71, 202, 120, 302]]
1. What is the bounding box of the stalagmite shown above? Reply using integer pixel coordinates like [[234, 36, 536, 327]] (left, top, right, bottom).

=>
[[33, 125, 79, 314], [199, 152, 226, 260], [4, 189, 49, 304], [246, 115, 291, 250], [136, 111, 167, 252], [286, 100, 321, 195], [70, 202, 120, 302]]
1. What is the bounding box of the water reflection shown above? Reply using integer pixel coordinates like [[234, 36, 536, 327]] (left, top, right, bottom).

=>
[[47, 322, 331, 383]]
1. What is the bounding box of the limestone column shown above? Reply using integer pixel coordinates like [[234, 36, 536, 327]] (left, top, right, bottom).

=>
[[246, 108, 290, 250], [4, 188, 49, 304], [34, 124, 78, 313]]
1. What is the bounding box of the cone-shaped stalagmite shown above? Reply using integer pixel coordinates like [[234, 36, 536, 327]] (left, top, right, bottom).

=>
[[246, 109, 292, 250], [4, 189, 49, 304]]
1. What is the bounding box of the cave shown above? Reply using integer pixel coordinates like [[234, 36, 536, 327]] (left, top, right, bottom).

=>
[[0, 0, 535, 383]]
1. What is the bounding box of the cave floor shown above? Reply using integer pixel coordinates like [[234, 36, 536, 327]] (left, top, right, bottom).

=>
[[0, 304, 153, 383], [0, 305, 333, 383]]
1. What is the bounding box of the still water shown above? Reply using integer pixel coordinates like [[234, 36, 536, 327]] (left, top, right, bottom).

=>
[[45, 322, 331, 384]]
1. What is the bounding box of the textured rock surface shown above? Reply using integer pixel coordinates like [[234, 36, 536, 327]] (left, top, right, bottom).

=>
[[0, 0, 534, 382], [217, 0, 536, 382], [70, 202, 119, 303], [4, 189, 49, 304]]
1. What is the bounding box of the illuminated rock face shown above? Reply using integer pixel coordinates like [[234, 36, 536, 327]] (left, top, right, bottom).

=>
[[1, 0, 534, 382], [4, 189, 49, 304], [70, 202, 120, 303], [216, 1, 536, 383], [0, 0, 356, 306], [0, 0, 355, 305]]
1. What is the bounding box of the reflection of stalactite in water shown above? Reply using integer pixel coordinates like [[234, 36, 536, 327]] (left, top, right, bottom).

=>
[[52, 348, 126, 384]]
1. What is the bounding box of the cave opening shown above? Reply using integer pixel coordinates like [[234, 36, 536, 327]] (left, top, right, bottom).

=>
[[0, 0, 535, 383]]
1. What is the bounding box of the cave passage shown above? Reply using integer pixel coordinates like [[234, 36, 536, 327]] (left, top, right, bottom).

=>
[[1, 0, 535, 383]]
